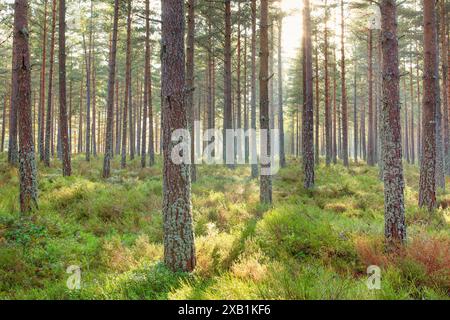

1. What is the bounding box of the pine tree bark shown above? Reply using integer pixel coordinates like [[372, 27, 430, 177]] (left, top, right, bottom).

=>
[[259, 0, 272, 204], [121, 0, 132, 168], [302, 0, 314, 189], [315, 33, 320, 164], [141, 0, 150, 168], [102, 0, 119, 178], [14, 0, 38, 213], [353, 61, 358, 162], [8, 35, 18, 166], [38, 0, 48, 161], [161, 0, 196, 272], [250, 0, 258, 178], [340, 0, 348, 167], [419, 0, 438, 210], [367, 29, 375, 166], [332, 50, 337, 164], [278, 15, 286, 168], [380, 0, 406, 245], [44, 0, 56, 167], [223, 0, 233, 167], [58, 0, 71, 176], [441, 0, 449, 175], [324, 0, 331, 166], [186, 0, 196, 181], [1, 92, 6, 152]]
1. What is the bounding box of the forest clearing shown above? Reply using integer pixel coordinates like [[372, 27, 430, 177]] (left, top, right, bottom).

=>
[[0, 0, 449, 301]]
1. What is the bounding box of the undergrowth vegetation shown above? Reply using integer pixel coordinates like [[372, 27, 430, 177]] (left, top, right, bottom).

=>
[[0, 153, 449, 299]]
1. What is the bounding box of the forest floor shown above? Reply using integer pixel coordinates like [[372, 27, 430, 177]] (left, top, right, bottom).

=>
[[0, 153, 449, 299]]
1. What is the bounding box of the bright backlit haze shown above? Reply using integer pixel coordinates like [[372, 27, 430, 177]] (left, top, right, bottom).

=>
[[281, 0, 303, 67]]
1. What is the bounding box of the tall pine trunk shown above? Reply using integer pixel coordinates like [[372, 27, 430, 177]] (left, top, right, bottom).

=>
[[259, 0, 272, 204], [14, 0, 38, 213], [58, 0, 71, 176], [161, 0, 195, 272], [381, 0, 406, 246], [419, 0, 438, 210], [102, 0, 119, 178], [44, 0, 57, 167], [38, 0, 48, 161], [302, 0, 314, 189]]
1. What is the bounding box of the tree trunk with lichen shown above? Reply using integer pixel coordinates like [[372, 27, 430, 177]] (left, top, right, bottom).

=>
[[419, 0, 438, 210], [303, 0, 314, 189], [14, 0, 38, 213], [102, 0, 119, 178], [161, 0, 196, 272], [380, 0, 406, 246]]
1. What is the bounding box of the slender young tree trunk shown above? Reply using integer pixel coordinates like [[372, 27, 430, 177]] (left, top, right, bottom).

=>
[[92, 59, 97, 157], [419, 0, 438, 210], [223, 0, 233, 168], [14, 0, 38, 213], [102, 0, 119, 178], [148, 48, 155, 166], [44, 0, 56, 167], [38, 0, 48, 161], [78, 69, 83, 154], [186, 0, 196, 181], [353, 61, 358, 162], [1, 92, 6, 152], [141, 0, 150, 168], [409, 52, 416, 165], [403, 72, 410, 163], [341, 0, 348, 167], [8, 33, 18, 166], [250, 0, 258, 178], [161, 0, 196, 272], [315, 33, 320, 164], [58, 0, 71, 176], [303, 0, 314, 189], [381, 0, 406, 246], [121, 0, 132, 168], [441, 0, 449, 175], [82, 30, 91, 161], [324, 0, 331, 166], [259, 0, 272, 204], [278, 15, 286, 168], [332, 50, 337, 164], [416, 51, 422, 164], [367, 29, 375, 166], [244, 24, 249, 163], [115, 80, 120, 155]]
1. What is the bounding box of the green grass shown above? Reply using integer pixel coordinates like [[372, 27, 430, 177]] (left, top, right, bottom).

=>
[[0, 152, 449, 300]]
